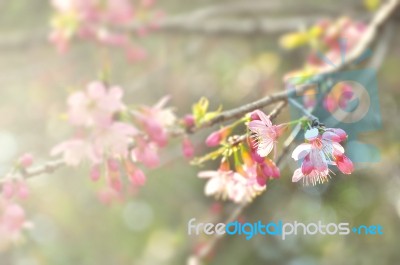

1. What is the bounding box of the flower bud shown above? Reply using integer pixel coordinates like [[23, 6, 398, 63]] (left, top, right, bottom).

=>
[[18, 153, 33, 168], [182, 136, 195, 158]]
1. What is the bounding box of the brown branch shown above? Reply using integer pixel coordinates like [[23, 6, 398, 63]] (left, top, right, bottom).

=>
[[188, 85, 309, 133], [0, 159, 65, 184], [188, 0, 399, 134]]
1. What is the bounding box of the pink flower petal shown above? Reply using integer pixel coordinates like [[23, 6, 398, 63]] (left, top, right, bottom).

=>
[[336, 155, 354, 174], [292, 168, 304, 182], [291, 143, 312, 160]]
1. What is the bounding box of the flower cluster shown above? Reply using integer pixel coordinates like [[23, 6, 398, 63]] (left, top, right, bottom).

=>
[[0, 177, 31, 250], [292, 127, 353, 185], [281, 17, 365, 113], [280, 17, 366, 68], [196, 107, 355, 203], [49, 0, 164, 61], [51, 81, 176, 203], [197, 110, 282, 203]]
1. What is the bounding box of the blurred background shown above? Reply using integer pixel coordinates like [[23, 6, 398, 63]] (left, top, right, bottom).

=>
[[0, 0, 399, 264]]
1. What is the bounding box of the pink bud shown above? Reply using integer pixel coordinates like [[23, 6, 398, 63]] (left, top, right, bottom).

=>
[[144, 120, 168, 147], [182, 137, 195, 158], [271, 166, 280, 179], [109, 176, 123, 192], [2, 181, 15, 199], [205, 128, 230, 147], [18, 153, 33, 168], [97, 188, 119, 205], [129, 168, 147, 187], [336, 154, 354, 174], [183, 114, 195, 128], [107, 159, 120, 172], [330, 128, 347, 142], [17, 181, 29, 199], [90, 165, 101, 182], [134, 144, 160, 168], [261, 164, 272, 177], [322, 131, 341, 142]]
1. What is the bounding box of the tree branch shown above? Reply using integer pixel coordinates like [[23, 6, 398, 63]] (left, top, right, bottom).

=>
[[187, 0, 399, 263]]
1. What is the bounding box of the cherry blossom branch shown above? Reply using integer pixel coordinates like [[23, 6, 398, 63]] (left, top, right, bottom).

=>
[[188, 85, 308, 133], [0, 159, 65, 184], [188, 0, 399, 135], [188, 101, 288, 262], [188, 1, 399, 263]]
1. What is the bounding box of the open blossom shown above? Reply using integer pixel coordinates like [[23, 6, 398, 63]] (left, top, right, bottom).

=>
[[0, 203, 30, 247], [68, 81, 124, 127], [133, 96, 176, 147], [198, 167, 265, 204], [198, 154, 270, 204], [132, 139, 160, 168], [248, 110, 286, 157], [291, 127, 353, 185], [198, 169, 236, 200], [230, 163, 266, 203]]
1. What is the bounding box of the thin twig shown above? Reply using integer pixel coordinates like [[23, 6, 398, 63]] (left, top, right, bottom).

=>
[[189, 85, 308, 133], [287, 98, 318, 121], [0, 159, 65, 184]]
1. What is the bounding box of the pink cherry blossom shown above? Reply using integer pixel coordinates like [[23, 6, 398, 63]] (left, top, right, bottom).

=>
[[230, 164, 266, 203], [198, 158, 266, 203], [198, 170, 235, 199], [132, 139, 160, 168], [50, 0, 163, 61], [248, 109, 285, 157], [91, 121, 137, 158], [133, 96, 176, 147], [67, 81, 124, 127], [51, 139, 100, 166], [291, 127, 353, 185]]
